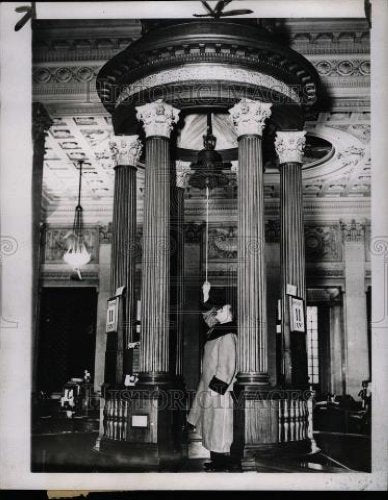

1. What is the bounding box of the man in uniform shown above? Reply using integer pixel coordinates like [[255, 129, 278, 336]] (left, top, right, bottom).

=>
[[187, 281, 239, 471]]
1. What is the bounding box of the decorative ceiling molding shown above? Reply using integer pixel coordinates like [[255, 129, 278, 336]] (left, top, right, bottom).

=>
[[32, 61, 370, 108], [303, 124, 370, 197], [32, 19, 369, 62]]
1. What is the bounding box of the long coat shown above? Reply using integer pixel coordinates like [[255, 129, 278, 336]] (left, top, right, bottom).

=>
[[187, 322, 237, 453]]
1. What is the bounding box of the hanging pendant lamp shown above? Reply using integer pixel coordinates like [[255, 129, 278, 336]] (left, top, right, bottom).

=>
[[63, 159, 91, 279]]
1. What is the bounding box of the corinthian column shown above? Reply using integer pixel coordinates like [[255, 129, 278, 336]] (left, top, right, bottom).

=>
[[105, 135, 142, 385], [229, 99, 272, 385], [275, 130, 308, 388], [136, 99, 180, 380]]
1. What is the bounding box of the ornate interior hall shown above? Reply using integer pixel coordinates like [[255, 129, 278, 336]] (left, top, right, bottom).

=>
[[31, 15, 371, 473]]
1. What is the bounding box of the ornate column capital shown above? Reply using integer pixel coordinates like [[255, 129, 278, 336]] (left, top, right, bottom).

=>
[[341, 219, 365, 243], [229, 99, 272, 138], [275, 130, 306, 164], [136, 99, 180, 139], [176, 162, 192, 189], [108, 135, 142, 167]]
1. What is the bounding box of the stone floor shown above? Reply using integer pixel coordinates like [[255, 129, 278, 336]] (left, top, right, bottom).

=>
[[31, 424, 371, 473]]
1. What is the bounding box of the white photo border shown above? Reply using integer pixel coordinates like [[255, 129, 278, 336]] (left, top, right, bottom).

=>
[[0, 0, 387, 491]]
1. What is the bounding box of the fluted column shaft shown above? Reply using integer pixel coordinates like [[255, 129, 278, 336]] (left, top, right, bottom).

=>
[[229, 99, 272, 384], [136, 100, 180, 376], [275, 131, 308, 387], [280, 163, 306, 300], [140, 137, 171, 372], [107, 135, 142, 384], [237, 136, 268, 377], [111, 164, 137, 333], [174, 185, 185, 376]]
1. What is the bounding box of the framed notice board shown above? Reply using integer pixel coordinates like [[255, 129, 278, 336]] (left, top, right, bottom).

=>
[[289, 296, 306, 333]]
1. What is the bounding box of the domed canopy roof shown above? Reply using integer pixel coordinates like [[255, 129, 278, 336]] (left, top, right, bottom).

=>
[[96, 19, 321, 134]]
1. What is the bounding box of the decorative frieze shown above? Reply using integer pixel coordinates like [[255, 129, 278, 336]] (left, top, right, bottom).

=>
[[275, 131, 306, 165], [43, 226, 99, 264], [136, 99, 180, 139], [229, 99, 272, 137], [182, 222, 345, 264], [312, 58, 370, 77], [305, 224, 342, 262], [207, 226, 238, 261], [33, 65, 100, 84]]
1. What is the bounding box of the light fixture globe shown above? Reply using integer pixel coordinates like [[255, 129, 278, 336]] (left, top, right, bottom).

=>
[[63, 160, 91, 277], [63, 236, 91, 270]]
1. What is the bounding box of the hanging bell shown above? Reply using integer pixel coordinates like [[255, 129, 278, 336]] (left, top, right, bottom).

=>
[[188, 113, 231, 190]]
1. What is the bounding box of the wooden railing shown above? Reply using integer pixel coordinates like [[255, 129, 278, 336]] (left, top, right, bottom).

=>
[[103, 391, 129, 441], [99, 388, 312, 447], [278, 391, 310, 443]]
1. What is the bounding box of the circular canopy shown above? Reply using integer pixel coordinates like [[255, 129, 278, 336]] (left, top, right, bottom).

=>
[[96, 20, 321, 135]]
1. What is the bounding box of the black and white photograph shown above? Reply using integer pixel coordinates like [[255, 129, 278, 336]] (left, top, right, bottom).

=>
[[0, 0, 387, 491]]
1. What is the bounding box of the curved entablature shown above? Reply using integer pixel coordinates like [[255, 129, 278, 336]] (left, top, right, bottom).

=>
[[96, 20, 321, 131]]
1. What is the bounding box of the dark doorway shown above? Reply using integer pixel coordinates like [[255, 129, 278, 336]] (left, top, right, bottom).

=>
[[37, 287, 97, 394]]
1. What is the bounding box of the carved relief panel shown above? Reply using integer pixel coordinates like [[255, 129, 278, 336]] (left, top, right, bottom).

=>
[[43, 225, 99, 264], [304, 223, 343, 262]]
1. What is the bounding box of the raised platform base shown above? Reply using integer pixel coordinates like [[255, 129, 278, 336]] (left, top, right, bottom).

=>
[[232, 383, 313, 470], [100, 380, 187, 467]]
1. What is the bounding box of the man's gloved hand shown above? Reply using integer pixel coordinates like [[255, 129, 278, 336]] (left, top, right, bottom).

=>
[[202, 281, 211, 302]]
